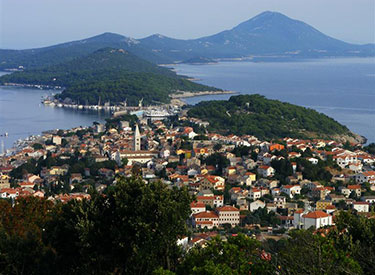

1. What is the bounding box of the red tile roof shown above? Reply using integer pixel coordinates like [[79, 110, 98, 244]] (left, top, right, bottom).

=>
[[216, 205, 239, 212], [303, 211, 330, 219]]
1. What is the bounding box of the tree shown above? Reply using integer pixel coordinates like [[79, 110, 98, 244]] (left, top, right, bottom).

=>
[[213, 143, 222, 152], [0, 197, 56, 274], [44, 176, 192, 274], [121, 157, 128, 166], [276, 230, 362, 274], [330, 211, 375, 274], [178, 234, 273, 275], [32, 143, 43, 150], [203, 153, 229, 175]]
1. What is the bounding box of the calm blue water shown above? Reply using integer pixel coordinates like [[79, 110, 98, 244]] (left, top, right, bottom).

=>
[[0, 73, 110, 151], [174, 58, 375, 143], [1, 58, 374, 151]]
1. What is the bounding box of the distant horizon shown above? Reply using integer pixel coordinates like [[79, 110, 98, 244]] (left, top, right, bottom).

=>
[[3, 11, 375, 51], [1, 0, 374, 49]]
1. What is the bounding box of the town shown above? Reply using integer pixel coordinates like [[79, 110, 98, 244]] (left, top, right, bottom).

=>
[[0, 110, 374, 249]]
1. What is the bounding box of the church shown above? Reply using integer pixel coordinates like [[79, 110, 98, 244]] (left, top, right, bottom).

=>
[[112, 124, 158, 165]]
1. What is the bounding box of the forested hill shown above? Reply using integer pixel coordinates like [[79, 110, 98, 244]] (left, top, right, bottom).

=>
[[0, 32, 171, 70], [188, 94, 352, 140], [0, 48, 220, 106], [0, 48, 176, 87]]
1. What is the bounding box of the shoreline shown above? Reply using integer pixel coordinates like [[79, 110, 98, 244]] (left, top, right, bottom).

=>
[[170, 90, 235, 99]]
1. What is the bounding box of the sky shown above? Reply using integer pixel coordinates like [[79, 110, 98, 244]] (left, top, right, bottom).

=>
[[1, 0, 374, 49]]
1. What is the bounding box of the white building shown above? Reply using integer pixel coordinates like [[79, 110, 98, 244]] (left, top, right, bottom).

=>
[[190, 201, 206, 215], [356, 171, 375, 184], [257, 166, 275, 178], [293, 210, 332, 230], [249, 200, 265, 212], [192, 205, 240, 229], [216, 205, 240, 227], [52, 135, 62, 145], [280, 185, 301, 198], [352, 202, 370, 212]]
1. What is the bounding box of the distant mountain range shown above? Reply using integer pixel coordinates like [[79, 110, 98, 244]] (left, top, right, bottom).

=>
[[1, 11, 374, 70]]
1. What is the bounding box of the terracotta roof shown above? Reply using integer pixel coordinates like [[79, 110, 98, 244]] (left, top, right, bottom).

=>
[[216, 205, 239, 212], [193, 211, 219, 219], [190, 201, 205, 208], [347, 185, 361, 189], [303, 211, 330, 219]]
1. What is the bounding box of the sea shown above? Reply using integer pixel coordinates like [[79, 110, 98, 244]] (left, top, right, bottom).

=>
[[0, 57, 374, 152], [0, 73, 110, 151], [173, 57, 375, 144]]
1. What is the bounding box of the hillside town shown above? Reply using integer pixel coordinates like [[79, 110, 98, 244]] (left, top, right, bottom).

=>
[[0, 113, 374, 248]]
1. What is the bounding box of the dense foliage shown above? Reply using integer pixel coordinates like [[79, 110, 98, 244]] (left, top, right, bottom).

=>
[[364, 143, 375, 155], [58, 72, 217, 106], [0, 178, 373, 274], [188, 94, 350, 140], [0, 48, 220, 106], [0, 176, 192, 274], [177, 234, 273, 275]]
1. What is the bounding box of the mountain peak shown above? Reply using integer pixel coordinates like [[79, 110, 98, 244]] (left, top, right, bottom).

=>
[[236, 11, 293, 28]]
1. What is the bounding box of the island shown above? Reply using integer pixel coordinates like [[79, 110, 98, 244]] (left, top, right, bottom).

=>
[[187, 94, 365, 143], [0, 48, 228, 106]]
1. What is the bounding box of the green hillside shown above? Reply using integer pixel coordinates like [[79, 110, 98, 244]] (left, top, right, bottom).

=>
[[0, 33, 171, 70], [0, 48, 219, 106], [188, 94, 351, 140]]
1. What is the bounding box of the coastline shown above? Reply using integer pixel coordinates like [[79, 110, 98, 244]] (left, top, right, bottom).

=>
[[170, 90, 235, 99]]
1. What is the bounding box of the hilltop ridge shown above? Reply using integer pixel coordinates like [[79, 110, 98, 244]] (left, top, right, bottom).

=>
[[1, 11, 373, 70]]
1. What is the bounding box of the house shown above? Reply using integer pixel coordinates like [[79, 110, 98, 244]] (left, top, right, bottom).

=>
[[216, 205, 240, 227], [280, 185, 301, 198], [334, 154, 358, 169], [199, 175, 225, 191], [257, 166, 275, 178], [112, 150, 158, 165], [355, 171, 375, 184], [190, 201, 206, 215], [269, 144, 285, 152], [340, 185, 362, 198], [52, 136, 62, 145], [196, 195, 224, 208], [294, 210, 332, 230], [361, 196, 375, 204], [183, 127, 198, 139], [192, 211, 219, 229], [249, 188, 262, 200], [312, 187, 333, 200], [274, 196, 286, 208], [249, 200, 265, 212], [0, 188, 19, 199], [244, 172, 256, 186], [316, 200, 332, 210], [192, 205, 240, 229], [49, 166, 68, 176], [352, 202, 370, 212], [349, 163, 363, 173], [0, 174, 10, 189], [69, 173, 83, 185]]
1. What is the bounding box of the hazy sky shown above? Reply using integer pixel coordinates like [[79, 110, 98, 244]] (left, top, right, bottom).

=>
[[1, 0, 374, 49]]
